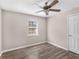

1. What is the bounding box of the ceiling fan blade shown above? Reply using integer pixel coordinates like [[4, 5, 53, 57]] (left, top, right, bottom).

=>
[[45, 0, 50, 5], [49, 9, 61, 12], [36, 10, 45, 13], [48, 0, 59, 8]]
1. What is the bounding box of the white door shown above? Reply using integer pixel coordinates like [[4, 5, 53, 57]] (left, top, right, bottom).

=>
[[68, 14, 79, 54]]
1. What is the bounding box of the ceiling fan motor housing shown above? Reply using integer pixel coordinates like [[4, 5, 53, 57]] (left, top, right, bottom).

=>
[[43, 6, 49, 10]]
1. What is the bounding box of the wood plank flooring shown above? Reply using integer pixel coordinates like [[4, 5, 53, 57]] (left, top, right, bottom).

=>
[[0, 43, 79, 59]]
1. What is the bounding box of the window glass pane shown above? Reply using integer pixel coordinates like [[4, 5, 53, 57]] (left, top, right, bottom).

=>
[[28, 21, 38, 36]]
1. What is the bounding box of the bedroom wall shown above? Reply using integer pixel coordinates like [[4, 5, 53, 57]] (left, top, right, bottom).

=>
[[2, 10, 47, 51], [2, 6, 79, 52], [47, 7, 79, 50]]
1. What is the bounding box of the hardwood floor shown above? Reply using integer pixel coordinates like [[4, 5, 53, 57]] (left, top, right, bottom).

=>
[[0, 43, 79, 59]]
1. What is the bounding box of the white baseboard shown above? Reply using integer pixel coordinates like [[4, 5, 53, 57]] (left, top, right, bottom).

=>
[[48, 42, 68, 50], [1, 41, 68, 56], [1, 41, 47, 55]]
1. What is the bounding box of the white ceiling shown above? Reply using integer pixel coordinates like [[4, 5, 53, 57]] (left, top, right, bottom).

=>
[[0, 0, 79, 17]]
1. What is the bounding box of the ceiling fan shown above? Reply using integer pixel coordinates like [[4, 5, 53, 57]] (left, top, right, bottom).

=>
[[35, 0, 61, 15]]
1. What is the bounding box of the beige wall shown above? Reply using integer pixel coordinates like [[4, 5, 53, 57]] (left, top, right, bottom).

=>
[[48, 13, 68, 49], [2, 10, 47, 51], [0, 8, 2, 54], [47, 7, 79, 50]]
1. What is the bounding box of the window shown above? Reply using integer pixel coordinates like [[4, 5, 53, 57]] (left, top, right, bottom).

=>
[[28, 21, 38, 36]]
